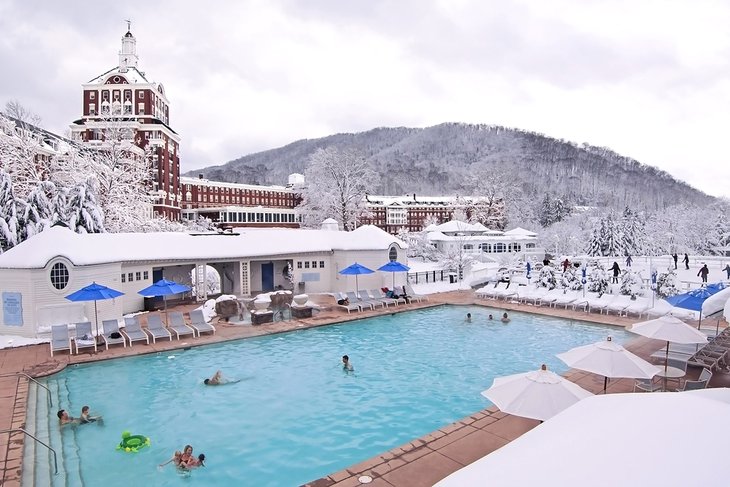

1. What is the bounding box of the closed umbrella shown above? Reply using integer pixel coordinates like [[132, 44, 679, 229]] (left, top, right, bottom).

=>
[[338, 262, 374, 295], [377, 261, 410, 290], [138, 278, 192, 321], [481, 364, 592, 421], [65, 282, 124, 344], [627, 315, 707, 371], [556, 337, 661, 393]]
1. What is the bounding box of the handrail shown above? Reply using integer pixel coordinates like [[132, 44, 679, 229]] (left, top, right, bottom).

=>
[[0, 428, 57, 475], [0, 372, 52, 407]]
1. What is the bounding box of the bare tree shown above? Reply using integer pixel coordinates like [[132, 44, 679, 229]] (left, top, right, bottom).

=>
[[298, 147, 379, 230]]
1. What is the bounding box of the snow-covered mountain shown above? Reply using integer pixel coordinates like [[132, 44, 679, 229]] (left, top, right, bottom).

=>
[[186, 123, 711, 210]]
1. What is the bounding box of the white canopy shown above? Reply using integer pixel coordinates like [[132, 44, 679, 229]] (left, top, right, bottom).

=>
[[503, 227, 538, 237], [435, 389, 730, 487]]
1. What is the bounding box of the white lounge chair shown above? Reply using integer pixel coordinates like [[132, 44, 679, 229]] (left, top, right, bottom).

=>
[[50, 324, 72, 356], [122, 316, 150, 346], [346, 291, 375, 310], [405, 283, 428, 302], [73, 321, 97, 354], [146, 314, 172, 343], [101, 319, 127, 350], [623, 297, 651, 317], [188, 309, 216, 337], [334, 292, 362, 313], [551, 290, 581, 308], [167, 311, 196, 339], [371, 289, 402, 306], [357, 290, 387, 308], [600, 295, 635, 315]]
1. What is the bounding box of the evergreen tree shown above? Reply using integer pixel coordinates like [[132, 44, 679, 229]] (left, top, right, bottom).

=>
[[0, 171, 19, 252], [536, 265, 558, 289], [619, 270, 643, 298], [66, 179, 105, 234], [656, 270, 680, 298], [586, 264, 609, 295], [586, 221, 604, 256], [19, 180, 56, 240]]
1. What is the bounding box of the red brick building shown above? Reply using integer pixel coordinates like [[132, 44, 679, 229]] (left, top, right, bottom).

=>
[[69, 25, 182, 219]]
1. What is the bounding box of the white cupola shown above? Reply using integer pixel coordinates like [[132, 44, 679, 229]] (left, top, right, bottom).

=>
[[118, 22, 139, 72]]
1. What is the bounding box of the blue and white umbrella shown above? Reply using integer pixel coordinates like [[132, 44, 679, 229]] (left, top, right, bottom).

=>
[[339, 262, 375, 294], [66, 282, 124, 341], [665, 282, 726, 327]]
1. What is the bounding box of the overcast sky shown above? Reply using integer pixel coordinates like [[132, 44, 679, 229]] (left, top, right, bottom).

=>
[[1, 0, 728, 198]]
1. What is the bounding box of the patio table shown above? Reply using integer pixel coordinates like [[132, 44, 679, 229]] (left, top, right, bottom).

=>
[[654, 366, 686, 391]]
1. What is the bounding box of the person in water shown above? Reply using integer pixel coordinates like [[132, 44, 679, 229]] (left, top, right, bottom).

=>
[[57, 409, 76, 426], [204, 370, 240, 385], [159, 450, 182, 468], [342, 355, 354, 371], [488, 314, 493, 320], [79, 405, 102, 424], [501, 312, 511, 323], [181, 453, 206, 469], [465, 313, 472, 323]]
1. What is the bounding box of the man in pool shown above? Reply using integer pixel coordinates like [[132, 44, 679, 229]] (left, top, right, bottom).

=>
[[488, 314, 493, 320], [342, 355, 354, 371], [204, 370, 240, 385], [501, 312, 511, 323], [465, 313, 472, 323], [57, 409, 76, 425]]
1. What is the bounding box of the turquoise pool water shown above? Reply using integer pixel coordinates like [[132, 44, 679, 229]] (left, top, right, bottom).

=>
[[40, 305, 630, 486]]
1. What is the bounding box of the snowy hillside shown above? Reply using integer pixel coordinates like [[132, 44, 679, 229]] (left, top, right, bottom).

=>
[[186, 123, 712, 211]]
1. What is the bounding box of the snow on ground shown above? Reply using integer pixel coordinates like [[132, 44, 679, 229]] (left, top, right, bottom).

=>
[[0, 335, 48, 349]]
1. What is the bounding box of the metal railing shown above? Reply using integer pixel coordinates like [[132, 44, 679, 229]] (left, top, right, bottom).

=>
[[0, 428, 58, 475], [0, 372, 52, 407]]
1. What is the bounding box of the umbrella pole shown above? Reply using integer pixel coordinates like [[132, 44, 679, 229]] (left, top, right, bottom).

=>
[[603, 376, 608, 394], [94, 300, 101, 348], [356, 275, 359, 296], [665, 341, 669, 372]]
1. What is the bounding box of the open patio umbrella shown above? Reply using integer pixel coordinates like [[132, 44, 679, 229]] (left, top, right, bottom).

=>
[[556, 337, 661, 393], [65, 282, 124, 344], [627, 315, 707, 371], [377, 261, 410, 290], [338, 262, 374, 295], [435, 389, 730, 487], [665, 282, 726, 328], [138, 278, 192, 320], [481, 364, 592, 421]]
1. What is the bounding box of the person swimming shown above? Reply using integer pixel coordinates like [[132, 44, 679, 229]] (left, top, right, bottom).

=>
[[80, 405, 102, 424], [501, 312, 510, 323], [342, 355, 354, 371], [204, 370, 240, 385], [465, 313, 472, 323]]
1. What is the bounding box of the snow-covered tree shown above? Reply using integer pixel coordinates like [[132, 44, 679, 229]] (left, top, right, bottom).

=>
[[0, 171, 19, 252], [619, 270, 643, 298], [538, 193, 570, 228], [586, 211, 625, 256], [536, 265, 558, 290], [0, 103, 48, 199], [65, 178, 105, 234], [422, 214, 440, 229], [656, 269, 680, 298], [460, 166, 513, 230], [559, 266, 583, 291], [398, 228, 438, 261], [586, 264, 609, 295], [439, 236, 476, 281], [298, 147, 379, 230], [19, 181, 57, 240]]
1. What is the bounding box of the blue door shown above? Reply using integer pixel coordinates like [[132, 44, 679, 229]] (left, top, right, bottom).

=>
[[261, 262, 274, 291]]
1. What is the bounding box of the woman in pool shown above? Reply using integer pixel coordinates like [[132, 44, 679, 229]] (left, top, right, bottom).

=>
[[180, 445, 194, 465]]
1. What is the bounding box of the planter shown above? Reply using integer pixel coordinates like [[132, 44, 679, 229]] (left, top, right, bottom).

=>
[[293, 294, 309, 306], [253, 299, 270, 311]]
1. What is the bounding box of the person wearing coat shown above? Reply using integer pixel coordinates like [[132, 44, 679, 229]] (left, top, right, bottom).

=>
[[698, 264, 709, 284], [683, 253, 690, 270], [672, 253, 678, 269], [625, 255, 633, 267], [610, 261, 621, 283]]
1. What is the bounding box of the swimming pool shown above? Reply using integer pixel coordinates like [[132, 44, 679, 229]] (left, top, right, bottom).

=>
[[32, 305, 630, 486]]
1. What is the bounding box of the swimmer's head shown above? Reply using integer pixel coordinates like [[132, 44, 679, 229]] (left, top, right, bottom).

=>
[[198, 453, 206, 466], [82, 406, 89, 414], [57, 409, 65, 419], [204, 378, 210, 385]]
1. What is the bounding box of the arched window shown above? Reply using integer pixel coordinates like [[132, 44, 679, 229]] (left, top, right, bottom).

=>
[[495, 243, 506, 253], [389, 246, 398, 262], [479, 243, 492, 253], [50, 262, 70, 290]]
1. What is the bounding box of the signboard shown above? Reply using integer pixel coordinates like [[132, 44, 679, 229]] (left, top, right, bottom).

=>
[[2, 292, 23, 326], [301, 273, 321, 282]]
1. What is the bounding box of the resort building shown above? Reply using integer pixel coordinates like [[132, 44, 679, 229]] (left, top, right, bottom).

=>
[[68, 24, 182, 220], [425, 221, 543, 261], [180, 174, 301, 228], [0, 221, 405, 338]]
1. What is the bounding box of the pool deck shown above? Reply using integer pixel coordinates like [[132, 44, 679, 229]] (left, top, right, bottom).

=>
[[1, 291, 728, 486]]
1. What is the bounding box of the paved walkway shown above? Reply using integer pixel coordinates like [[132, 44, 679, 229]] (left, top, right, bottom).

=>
[[0, 292, 727, 486]]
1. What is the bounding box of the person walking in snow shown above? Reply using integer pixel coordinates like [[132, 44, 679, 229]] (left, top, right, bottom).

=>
[[672, 253, 678, 270], [610, 261, 621, 284], [724, 264, 730, 280], [683, 253, 690, 270], [625, 255, 633, 267], [562, 259, 570, 272], [698, 264, 709, 284]]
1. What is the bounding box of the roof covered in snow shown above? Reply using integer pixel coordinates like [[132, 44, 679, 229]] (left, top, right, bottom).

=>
[[0, 225, 406, 269], [88, 66, 151, 84], [428, 220, 504, 235], [503, 227, 538, 237]]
